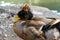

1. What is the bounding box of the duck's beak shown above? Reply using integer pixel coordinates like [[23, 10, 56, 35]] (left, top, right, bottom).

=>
[[13, 15, 20, 23]]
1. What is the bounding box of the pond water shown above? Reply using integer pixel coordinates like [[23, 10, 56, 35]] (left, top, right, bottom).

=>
[[51, 10, 60, 15]]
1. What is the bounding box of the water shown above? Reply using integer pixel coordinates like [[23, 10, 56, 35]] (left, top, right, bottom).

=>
[[51, 10, 60, 15]]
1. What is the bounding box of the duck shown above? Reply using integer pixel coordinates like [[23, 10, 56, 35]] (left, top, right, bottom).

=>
[[13, 4, 49, 40], [13, 4, 59, 40]]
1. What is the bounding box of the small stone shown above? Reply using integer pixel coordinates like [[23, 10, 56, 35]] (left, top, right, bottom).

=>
[[4, 34, 8, 37], [12, 35, 14, 37]]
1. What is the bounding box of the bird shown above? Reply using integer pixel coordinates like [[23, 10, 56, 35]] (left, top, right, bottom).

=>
[[13, 4, 60, 40], [13, 4, 48, 40]]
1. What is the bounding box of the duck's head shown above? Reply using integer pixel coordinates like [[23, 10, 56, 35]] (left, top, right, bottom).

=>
[[13, 4, 33, 23]]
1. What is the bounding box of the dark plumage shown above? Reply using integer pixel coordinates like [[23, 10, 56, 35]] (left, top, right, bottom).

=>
[[51, 22, 60, 32], [17, 10, 33, 20], [17, 4, 33, 20], [41, 24, 51, 31], [42, 22, 60, 32]]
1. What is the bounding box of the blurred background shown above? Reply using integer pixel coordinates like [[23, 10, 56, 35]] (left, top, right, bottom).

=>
[[0, 0, 60, 11]]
